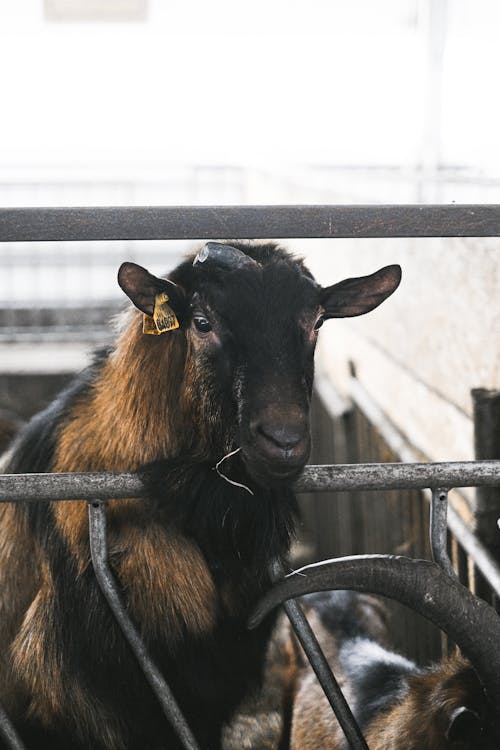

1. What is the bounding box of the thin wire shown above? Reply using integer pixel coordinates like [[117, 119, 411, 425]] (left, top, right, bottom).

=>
[[215, 447, 254, 496]]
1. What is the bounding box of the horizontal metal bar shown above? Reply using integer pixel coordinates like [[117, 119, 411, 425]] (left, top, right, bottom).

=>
[[0, 461, 499, 502], [1, 205, 500, 242], [295, 462, 500, 492], [88, 501, 201, 750]]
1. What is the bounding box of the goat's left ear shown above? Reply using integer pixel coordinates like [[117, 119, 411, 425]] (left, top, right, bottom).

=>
[[117, 262, 186, 320], [321, 265, 401, 319]]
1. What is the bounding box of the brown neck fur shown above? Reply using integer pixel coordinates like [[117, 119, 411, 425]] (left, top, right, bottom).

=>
[[50, 311, 201, 560], [53, 311, 193, 474]]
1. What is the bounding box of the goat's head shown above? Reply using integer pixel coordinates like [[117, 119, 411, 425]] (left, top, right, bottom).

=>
[[118, 242, 400, 486]]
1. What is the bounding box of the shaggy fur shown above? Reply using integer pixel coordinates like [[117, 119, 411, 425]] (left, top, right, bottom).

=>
[[0, 242, 401, 749], [289, 591, 500, 750]]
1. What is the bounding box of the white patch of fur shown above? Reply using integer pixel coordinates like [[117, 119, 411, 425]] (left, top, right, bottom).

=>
[[0, 448, 14, 474], [339, 637, 415, 675]]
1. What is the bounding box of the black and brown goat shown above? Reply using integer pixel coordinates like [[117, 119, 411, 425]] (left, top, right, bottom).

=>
[[251, 555, 500, 750], [0, 242, 401, 750]]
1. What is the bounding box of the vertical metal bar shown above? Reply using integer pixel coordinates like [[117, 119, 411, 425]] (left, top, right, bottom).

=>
[[87, 501, 201, 750], [271, 562, 369, 750], [0, 704, 27, 750], [430, 488, 456, 578]]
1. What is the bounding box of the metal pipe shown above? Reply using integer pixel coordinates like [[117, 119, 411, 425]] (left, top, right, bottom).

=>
[[87, 501, 201, 750], [294, 462, 500, 492], [1, 461, 500, 502], [250, 555, 500, 708], [1, 461, 499, 591], [271, 563, 369, 750], [1, 204, 500, 242], [430, 488, 456, 578], [0, 704, 27, 750]]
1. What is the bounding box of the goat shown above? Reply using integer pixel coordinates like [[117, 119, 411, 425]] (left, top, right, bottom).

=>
[[0, 242, 401, 750], [250, 555, 500, 750]]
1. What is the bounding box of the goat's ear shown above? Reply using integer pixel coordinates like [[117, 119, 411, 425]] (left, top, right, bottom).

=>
[[446, 706, 483, 745], [321, 265, 401, 319], [117, 262, 185, 317]]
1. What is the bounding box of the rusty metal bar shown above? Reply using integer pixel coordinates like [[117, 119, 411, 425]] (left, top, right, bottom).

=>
[[430, 489, 456, 578], [87, 501, 201, 750], [1, 461, 499, 502], [1, 204, 500, 242]]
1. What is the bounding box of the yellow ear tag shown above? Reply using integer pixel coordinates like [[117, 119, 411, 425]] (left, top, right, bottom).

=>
[[143, 292, 180, 335]]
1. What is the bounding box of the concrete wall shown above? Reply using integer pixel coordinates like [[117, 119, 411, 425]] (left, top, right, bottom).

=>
[[289, 235, 500, 523], [299, 236, 499, 459]]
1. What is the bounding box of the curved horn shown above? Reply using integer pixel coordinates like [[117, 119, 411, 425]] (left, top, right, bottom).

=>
[[249, 554, 500, 707], [193, 242, 258, 271]]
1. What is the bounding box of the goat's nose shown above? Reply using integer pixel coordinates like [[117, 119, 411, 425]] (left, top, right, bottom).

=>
[[257, 423, 305, 452], [251, 415, 310, 465]]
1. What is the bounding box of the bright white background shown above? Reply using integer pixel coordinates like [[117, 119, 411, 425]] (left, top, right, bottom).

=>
[[0, 0, 498, 173], [1, 0, 500, 306]]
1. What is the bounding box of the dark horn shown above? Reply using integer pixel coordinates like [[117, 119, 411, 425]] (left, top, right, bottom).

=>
[[249, 554, 500, 707], [193, 242, 258, 271]]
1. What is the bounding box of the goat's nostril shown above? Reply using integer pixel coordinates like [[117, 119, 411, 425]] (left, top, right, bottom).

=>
[[257, 424, 305, 451]]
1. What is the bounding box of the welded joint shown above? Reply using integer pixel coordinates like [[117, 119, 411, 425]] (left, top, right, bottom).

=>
[[430, 488, 457, 579]]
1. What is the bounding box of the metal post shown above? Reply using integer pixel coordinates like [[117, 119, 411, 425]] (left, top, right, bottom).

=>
[[473, 388, 500, 550], [0, 704, 27, 750], [430, 489, 456, 578]]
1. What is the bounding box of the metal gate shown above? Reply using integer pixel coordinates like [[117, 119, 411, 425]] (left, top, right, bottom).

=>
[[0, 204, 500, 750]]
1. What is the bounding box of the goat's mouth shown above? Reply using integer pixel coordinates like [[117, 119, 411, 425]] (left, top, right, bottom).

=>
[[240, 441, 310, 488]]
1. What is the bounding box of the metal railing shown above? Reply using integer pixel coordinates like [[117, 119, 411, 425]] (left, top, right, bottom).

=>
[[1, 203, 500, 749], [1, 204, 500, 241], [0, 463, 499, 750]]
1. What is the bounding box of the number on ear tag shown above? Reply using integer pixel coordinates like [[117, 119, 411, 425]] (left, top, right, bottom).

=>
[[143, 292, 179, 335]]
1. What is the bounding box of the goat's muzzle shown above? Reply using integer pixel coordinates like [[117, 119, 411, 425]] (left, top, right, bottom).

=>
[[242, 409, 311, 485]]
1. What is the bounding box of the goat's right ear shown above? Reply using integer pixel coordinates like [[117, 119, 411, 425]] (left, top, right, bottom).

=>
[[117, 262, 185, 318]]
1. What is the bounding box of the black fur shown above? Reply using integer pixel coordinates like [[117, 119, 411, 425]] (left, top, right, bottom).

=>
[[6, 351, 107, 476], [0, 245, 401, 749]]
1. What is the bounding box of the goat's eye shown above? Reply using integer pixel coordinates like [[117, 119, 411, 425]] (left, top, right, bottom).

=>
[[193, 316, 212, 334], [314, 315, 325, 332]]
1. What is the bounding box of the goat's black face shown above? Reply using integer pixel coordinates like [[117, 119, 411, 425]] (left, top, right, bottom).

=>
[[118, 243, 401, 487], [186, 255, 319, 484]]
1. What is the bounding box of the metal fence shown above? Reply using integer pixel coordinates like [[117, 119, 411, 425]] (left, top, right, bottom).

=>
[[0, 464, 499, 750], [1, 204, 500, 749], [304, 377, 500, 665]]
